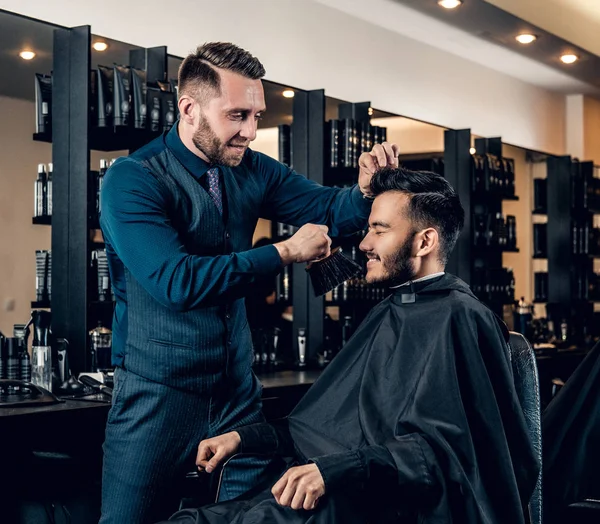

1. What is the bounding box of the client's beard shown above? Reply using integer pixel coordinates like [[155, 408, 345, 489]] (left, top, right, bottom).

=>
[[383, 230, 418, 287]]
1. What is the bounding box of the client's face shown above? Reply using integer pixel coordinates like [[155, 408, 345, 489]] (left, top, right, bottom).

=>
[[359, 192, 418, 285]]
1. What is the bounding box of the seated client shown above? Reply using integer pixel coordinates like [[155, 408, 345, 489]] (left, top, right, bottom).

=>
[[159, 167, 540, 524]]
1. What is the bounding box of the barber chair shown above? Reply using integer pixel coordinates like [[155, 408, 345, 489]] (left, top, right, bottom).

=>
[[508, 331, 543, 524], [178, 333, 544, 522]]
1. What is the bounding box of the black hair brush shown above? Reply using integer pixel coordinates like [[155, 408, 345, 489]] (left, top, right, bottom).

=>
[[306, 247, 363, 297]]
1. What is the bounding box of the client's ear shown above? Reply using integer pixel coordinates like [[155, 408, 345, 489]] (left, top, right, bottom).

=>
[[414, 228, 438, 258]]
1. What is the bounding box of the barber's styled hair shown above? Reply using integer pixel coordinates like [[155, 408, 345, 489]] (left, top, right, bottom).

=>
[[178, 42, 266, 101], [370, 167, 465, 264]]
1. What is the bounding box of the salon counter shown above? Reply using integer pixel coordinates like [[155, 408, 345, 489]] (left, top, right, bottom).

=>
[[0, 369, 322, 522], [0, 368, 321, 425]]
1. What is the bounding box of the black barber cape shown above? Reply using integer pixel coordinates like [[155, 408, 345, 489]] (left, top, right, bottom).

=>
[[542, 341, 600, 524], [165, 274, 539, 524]]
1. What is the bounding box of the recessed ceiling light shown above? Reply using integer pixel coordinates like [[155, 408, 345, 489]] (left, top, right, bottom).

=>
[[438, 0, 462, 9], [368, 107, 374, 116], [19, 50, 36, 60], [282, 89, 295, 98], [93, 42, 108, 52], [469, 147, 476, 155], [516, 34, 537, 45], [560, 54, 578, 64]]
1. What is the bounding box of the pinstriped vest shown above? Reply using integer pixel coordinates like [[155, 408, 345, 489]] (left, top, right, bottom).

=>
[[122, 147, 260, 393]]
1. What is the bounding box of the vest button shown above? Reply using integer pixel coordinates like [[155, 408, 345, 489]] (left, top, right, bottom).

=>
[[225, 232, 231, 239], [225, 313, 231, 320]]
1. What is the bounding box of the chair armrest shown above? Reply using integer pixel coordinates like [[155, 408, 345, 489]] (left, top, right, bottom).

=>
[[567, 499, 600, 523]]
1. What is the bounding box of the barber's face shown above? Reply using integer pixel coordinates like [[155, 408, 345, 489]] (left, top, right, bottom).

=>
[[359, 192, 418, 285], [192, 69, 266, 167]]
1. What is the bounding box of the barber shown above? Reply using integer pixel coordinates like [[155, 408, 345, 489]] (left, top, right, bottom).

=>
[[99, 41, 399, 524]]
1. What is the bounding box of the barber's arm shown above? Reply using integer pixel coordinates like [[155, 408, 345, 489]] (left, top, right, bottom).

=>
[[100, 159, 331, 311], [195, 420, 295, 473], [258, 142, 399, 237]]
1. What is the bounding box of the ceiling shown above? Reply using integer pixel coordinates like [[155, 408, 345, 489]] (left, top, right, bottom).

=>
[[316, 0, 600, 95], [487, 0, 600, 57]]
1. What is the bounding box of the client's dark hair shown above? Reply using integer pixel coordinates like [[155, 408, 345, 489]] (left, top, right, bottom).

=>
[[370, 167, 465, 264]]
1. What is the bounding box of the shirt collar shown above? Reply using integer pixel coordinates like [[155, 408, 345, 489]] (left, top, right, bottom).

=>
[[165, 121, 211, 180], [389, 272, 445, 290]]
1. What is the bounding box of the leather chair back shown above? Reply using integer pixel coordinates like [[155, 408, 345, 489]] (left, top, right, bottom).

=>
[[508, 331, 542, 524]]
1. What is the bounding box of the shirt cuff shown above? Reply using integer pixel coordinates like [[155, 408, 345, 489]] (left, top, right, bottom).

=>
[[246, 244, 284, 275], [351, 184, 373, 216], [311, 450, 365, 492], [237, 423, 278, 454]]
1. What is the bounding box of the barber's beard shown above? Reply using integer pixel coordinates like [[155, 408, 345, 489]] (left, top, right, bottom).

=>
[[192, 117, 247, 167], [382, 231, 418, 287]]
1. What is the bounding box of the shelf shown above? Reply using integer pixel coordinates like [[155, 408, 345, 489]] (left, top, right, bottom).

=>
[[31, 301, 51, 308], [532, 210, 547, 216], [33, 126, 162, 152], [479, 298, 515, 307], [533, 254, 548, 260], [472, 191, 518, 202], [32, 216, 51, 225], [572, 253, 600, 260], [90, 300, 114, 307], [32, 132, 51, 143], [324, 166, 357, 186], [325, 299, 384, 307], [473, 245, 519, 254], [533, 299, 548, 304]]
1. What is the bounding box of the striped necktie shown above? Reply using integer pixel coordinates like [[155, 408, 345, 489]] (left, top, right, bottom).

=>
[[206, 167, 223, 216]]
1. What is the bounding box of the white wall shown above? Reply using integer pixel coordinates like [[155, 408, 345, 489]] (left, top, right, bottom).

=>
[[0, 96, 51, 334], [0, 0, 566, 155], [372, 117, 445, 154]]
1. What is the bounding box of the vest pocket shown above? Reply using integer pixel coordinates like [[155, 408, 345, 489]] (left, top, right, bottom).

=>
[[142, 338, 225, 390], [147, 338, 194, 350]]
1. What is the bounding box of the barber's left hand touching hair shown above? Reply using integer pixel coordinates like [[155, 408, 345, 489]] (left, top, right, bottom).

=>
[[358, 142, 400, 197], [271, 463, 326, 511]]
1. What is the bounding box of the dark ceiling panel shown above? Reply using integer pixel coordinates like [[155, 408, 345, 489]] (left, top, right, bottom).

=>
[[0, 9, 396, 130]]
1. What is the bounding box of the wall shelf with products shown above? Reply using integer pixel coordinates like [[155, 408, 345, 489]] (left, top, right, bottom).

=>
[[39, 24, 176, 374], [31, 301, 51, 309], [400, 133, 519, 317], [34, 128, 163, 153], [536, 157, 600, 346], [32, 216, 51, 225]]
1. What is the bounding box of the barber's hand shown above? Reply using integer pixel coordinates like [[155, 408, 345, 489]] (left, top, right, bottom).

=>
[[275, 224, 332, 265], [196, 431, 241, 474], [272, 464, 326, 511], [358, 142, 399, 197]]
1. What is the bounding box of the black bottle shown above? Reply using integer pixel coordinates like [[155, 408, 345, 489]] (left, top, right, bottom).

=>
[[97, 159, 108, 217], [534, 272, 548, 302], [14, 324, 31, 382], [278, 124, 292, 168], [506, 215, 517, 250], [0, 332, 5, 379], [47, 162, 53, 217], [34, 163, 47, 217], [6, 338, 20, 381], [341, 316, 353, 348], [533, 179, 547, 213], [533, 224, 547, 257], [20, 345, 32, 382]]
